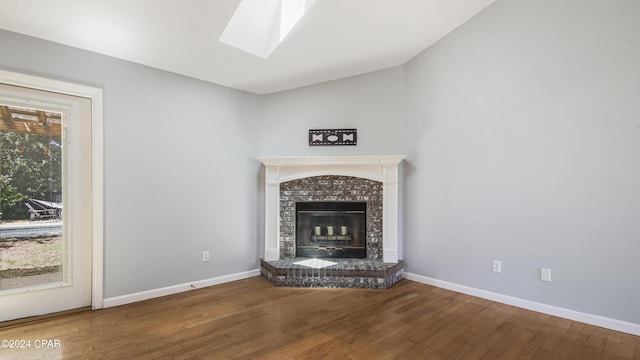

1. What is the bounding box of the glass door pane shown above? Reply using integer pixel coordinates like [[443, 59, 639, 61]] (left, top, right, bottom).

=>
[[0, 103, 64, 292]]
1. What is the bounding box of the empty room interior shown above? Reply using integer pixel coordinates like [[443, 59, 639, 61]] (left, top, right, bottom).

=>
[[0, 0, 639, 358]]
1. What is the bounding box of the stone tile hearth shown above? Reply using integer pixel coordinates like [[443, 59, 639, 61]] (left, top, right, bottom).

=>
[[260, 258, 403, 289]]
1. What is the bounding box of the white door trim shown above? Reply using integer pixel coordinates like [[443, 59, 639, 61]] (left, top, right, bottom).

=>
[[0, 69, 104, 309]]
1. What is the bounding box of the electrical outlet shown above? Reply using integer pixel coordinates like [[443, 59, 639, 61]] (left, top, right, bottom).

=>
[[202, 251, 210, 262], [492, 260, 501, 273], [541, 268, 551, 282]]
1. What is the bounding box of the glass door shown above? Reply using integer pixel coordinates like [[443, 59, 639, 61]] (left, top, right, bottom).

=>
[[0, 83, 92, 322]]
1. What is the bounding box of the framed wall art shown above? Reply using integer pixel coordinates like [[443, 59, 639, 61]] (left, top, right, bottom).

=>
[[308, 129, 357, 146]]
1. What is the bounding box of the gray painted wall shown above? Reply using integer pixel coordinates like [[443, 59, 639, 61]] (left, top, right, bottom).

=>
[[0, 30, 261, 298], [403, 0, 640, 324], [256, 67, 406, 156]]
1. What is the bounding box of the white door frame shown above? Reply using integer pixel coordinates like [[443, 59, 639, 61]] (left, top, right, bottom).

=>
[[0, 69, 104, 309]]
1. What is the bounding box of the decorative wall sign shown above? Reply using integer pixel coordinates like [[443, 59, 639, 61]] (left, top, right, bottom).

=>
[[309, 129, 357, 146]]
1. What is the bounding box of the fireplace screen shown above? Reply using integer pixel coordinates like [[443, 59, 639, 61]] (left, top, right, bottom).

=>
[[295, 202, 366, 258]]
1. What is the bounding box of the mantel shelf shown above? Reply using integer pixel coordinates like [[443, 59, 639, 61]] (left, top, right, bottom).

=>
[[257, 155, 406, 167]]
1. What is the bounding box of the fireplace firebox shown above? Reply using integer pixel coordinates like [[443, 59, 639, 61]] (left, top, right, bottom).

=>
[[295, 202, 366, 258]]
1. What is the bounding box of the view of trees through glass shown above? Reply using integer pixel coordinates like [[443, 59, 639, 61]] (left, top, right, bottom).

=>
[[0, 104, 63, 291]]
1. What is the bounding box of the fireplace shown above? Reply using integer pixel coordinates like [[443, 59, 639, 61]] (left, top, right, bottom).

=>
[[258, 155, 406, 289], [295, 201, 366, 258], [258, 155, 404, 263]]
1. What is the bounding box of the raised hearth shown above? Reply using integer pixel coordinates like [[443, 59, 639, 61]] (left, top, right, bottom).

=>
[[261, 258, 403, 289]]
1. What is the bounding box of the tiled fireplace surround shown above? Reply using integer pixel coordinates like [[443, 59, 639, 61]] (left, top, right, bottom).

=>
[[258, 156, 405, 289]]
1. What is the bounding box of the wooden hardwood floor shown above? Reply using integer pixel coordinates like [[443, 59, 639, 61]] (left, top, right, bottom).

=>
[[1, 277, 638, 359]]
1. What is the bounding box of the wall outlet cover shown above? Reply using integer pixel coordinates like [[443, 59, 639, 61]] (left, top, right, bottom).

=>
[[541, 267, 551, 282], [492, 260, 501, 273]]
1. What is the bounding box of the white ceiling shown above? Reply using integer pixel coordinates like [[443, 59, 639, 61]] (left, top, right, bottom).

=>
[[0, 0, 496, 94]]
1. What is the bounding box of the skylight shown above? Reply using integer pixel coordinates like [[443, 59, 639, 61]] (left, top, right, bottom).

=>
[[219, 0, 316, 59]]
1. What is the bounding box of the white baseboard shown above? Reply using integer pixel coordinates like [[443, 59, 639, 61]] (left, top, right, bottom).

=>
[[103, 269, 261, 308], [404, 272, 640, 336]]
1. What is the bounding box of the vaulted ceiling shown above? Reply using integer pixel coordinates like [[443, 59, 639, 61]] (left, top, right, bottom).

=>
[[0, 0, 496, 94]]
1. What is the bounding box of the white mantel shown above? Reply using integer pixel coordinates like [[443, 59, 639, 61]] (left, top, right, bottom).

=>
[[258, 155, 406, 263]]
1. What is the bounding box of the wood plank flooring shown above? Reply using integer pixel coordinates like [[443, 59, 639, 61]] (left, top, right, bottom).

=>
[[1, 277, 638, 359]]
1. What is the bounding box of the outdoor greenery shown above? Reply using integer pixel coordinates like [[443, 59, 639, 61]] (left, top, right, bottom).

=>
[[0, 130, 62, 220]]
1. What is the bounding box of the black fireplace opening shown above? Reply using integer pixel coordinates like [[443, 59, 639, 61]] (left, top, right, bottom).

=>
[[295, 202, 366, 259]]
